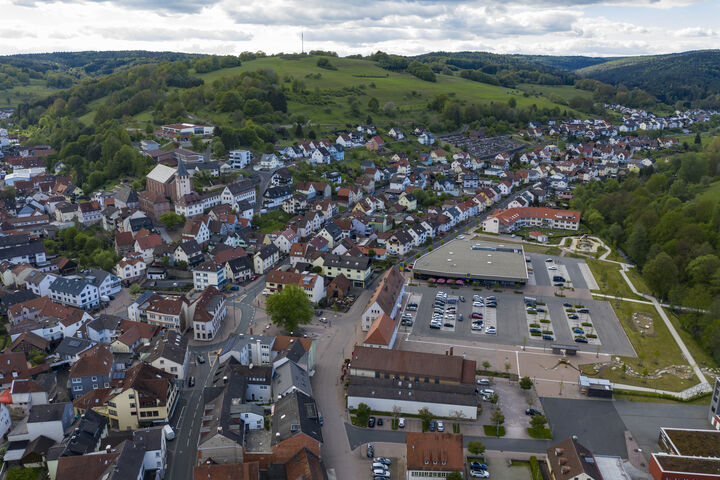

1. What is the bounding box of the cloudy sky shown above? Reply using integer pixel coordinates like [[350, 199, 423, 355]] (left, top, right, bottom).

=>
[[1, 0, 718, 57]]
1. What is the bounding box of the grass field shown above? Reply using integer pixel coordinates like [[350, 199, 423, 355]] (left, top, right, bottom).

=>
[[580, 301, 697, 392], [196, 56, 579, 129], [696, 179, 720, 203], [0, 79, 57, 108], [587, 259, 644, 300], [626, 267, 651, 296], [665, 308, 718, 370], [517, 83, 593, 102]]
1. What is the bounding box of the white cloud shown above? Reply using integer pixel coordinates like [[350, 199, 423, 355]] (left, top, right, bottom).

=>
[[0, 0, 716, 56]]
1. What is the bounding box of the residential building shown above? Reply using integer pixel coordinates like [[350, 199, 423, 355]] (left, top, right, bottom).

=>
[[386, 230, 414, 256], [253, 244, 280, 274], [193, 260, 227, 290], [69, 345, 114, 399], [226, 256, 253, 283], [265, 269, 324, 304], [483, 207, 581, 233], [49, 277, 99, 309], [406, 433, 464, 480], [272, 360, 312, 399], [145, 330, 190, 382], [547, 437, 604, 480], [189, 286, 227, 341], [144, 296, 188, 332], [321, 254, 372, 287], [361, 267, 405, 331], [25, 402, 74, 443], [228, 150, 252, 169], [222, 180, 256, 207], [104, 362, 178, 430]]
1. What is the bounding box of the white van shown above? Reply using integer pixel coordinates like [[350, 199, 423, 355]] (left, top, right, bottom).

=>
[[163, 425, 175, 441]]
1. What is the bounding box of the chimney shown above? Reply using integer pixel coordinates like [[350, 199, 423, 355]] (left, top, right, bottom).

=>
[[105, 445, 111, 453]]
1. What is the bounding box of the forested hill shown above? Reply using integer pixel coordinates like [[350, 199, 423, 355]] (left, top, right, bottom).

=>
[[576, 50, 720, 108], [0, 51, 208, 107]]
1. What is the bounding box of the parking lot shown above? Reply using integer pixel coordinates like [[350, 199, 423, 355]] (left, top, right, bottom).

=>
[[406, 254, 635, 355]]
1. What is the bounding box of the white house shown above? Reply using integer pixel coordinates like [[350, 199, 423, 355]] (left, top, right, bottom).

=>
[[228, 150, 251, 169], [190, 286, 226, 342], [147, 330, 190, 381], [193, 261, 227, 290]]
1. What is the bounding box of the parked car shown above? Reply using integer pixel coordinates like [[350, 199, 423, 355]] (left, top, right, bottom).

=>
[[574, 336, 589, 343], [470, 462, 488, 470], [429, 420, 436, 431], [437, 421, 444, 432], [548, 265, 558, 270], [471, 324, 483, 331], [572, 327, 585, 334], [578, 308, 590, 314], [542, 334, 554, 341], [563, 302, 572, 307], [480, 389, 495, 396], [470, 469, 490, 478], [249, 274, 258, 281], [377, 418, 383, 426], [545, 258, 553, 262], [485, 326, 496, 334], [367, 444, 375, 458], [458, 314, 463, 322], [368, 417, 376, 428], [372, 468, 390, 478], [188, 376, 195, 387], [568, 314, 579, 320], [471, 313, 483, 319], [476, 378, 491, 386], [319, 317, 328, 323], [197, 355, 205, 364], [443, 322, 454, 328], [398, 417, 406, 428], [460, 296, 466, 302], [374, 458, 392, 466], [529, 328, 541, 334], [525, 408, 542, 416]]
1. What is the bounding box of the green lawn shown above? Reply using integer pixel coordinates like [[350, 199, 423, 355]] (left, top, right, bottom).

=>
[[586, 259, 644, 300], [665, 308, 718, 370], [0, 79, 57, 108], [517, 83, 593, 102], [196, 56, 579, 129], [580, 301, 698, 392], [483, 425, 506, 437], [614, 391, 712, 405], [626, 267, 652, 296], [255, 210, 292, 233], [527, 427, 553, 439]]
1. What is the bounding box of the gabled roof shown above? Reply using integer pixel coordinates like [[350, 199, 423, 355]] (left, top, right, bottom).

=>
[[70, 345, 113, 379], [146, 164, 176, 184], [363, 266, 404, 318], [271, 390, 323, 445], [364, 313, 395, 346]]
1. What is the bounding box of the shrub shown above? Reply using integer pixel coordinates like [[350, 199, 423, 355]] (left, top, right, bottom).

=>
[[587, 334, 598, 338], [542, 330, 553, 335], [519, 376, 533, 389], [530, 331, 541, 336], [582, 322, 593, 327], [539, 319, 551, 323], [530, 456, 541, 478], [529, 323, 541, 328]]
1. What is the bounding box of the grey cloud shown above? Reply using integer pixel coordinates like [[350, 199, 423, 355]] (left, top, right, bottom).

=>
[[93, 27, 252, 42]]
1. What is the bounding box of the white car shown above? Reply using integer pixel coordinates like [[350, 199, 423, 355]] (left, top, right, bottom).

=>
[[471, 324, 483, 331], [485, 326, 497, 334], [548, 266, 558, 270], [437, 421, 445, 432], [471, 469, 490, 478], [480, 388, 495, 396], [458, 235, 465, 239], [398, 417, 406, 428]]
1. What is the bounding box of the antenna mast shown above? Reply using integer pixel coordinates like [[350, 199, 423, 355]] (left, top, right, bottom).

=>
[[301, 31, 304, 54]]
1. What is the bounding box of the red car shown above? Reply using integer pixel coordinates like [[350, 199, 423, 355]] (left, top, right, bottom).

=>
[[471, 313, 483, 319], [249, 274, 258, 282]]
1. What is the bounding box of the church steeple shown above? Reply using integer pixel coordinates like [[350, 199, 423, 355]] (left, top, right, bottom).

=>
[[175, 159, 191, 199]]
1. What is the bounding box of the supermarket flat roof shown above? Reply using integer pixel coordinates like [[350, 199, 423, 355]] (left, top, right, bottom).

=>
[[413, 238, 528, 283]]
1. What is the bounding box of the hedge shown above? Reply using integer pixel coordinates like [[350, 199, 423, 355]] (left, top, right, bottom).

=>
[[530, 456, 541, 480]]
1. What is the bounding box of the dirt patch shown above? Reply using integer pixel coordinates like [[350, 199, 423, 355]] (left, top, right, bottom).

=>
[[631, 312, 655, 336]]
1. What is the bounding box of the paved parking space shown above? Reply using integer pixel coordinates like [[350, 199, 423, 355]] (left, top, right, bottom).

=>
[[528, 253, 589, 290], [483, 455, 533, 480], [406, 285, 635, 355]]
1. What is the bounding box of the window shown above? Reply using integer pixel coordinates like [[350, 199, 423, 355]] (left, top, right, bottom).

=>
[[91, 376, 97, 382], [72, 378, 81, 384]]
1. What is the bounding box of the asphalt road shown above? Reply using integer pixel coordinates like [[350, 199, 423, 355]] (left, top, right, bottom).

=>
[[165, 277, 265, 480]]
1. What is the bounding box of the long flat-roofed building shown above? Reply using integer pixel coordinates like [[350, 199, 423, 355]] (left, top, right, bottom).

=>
[[650, 427, 720, 480], [413, 239, 528, 285], [482, 206, 581, 233]]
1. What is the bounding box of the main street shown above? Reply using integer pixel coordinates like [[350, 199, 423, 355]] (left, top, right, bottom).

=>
[[165, 278, 265, 480]]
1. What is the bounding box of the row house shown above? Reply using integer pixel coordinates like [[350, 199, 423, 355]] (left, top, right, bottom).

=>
[[265, 269, 324, 304], [189, 286, 226, 342]]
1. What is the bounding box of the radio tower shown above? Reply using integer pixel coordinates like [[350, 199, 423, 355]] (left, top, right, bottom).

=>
[[301, 31, 304, 54]]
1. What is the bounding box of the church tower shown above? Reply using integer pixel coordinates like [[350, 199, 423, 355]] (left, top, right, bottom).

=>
[[175, 159, 192, 199]]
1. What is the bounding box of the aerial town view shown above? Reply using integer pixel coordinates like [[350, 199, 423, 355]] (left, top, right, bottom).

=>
[[0, 1, 720, 480]]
